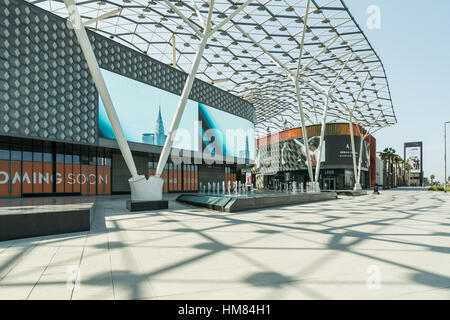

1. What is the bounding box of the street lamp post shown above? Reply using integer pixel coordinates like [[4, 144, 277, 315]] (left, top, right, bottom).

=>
[[445, 121, 450, 193]]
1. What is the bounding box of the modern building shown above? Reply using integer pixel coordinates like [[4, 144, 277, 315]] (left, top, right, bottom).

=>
[[375, 153, 384, 186], [154, 105, 167, 147], [141, 133, 155, 146], [0, 0, 254, 197], [253, 123, 376, 191], [0, 0, 396, 198]]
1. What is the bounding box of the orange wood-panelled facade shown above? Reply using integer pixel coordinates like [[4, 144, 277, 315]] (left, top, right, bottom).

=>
[[0, 141, 237, 197], [0, 144, 112, 197], [257, 123, 371, 147], [148, 162, 200, 192]]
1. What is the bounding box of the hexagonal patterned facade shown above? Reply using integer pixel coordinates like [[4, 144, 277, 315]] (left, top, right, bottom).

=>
[[0, 0, 254, 147]]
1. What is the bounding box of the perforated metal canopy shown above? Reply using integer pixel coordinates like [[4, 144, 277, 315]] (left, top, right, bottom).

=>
[[31, 0, 396, 138]]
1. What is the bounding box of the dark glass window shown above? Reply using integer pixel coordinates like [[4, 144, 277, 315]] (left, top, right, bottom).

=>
[[105, 149, 112, 166], [33, 152, 43, 162], [43, 142, 53, 162], [65, 154, 72, 164], [43, 153, 52, 162], [23, 151, 33, 161], [33, 142, 43, 162], [56, 153, 64, 163], [56, 143, 65, 163], [11, 151, 21, 161], [97, 148, 105, 166], [89, 156, 96, 166], [89, 147, 97, 166], [80, 145, 89, 165], [81, 155, 89, 165], [0, 149, 9, 160]]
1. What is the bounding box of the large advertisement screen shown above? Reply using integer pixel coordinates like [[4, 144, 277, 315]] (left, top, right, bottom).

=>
[[405, 146, 421, 173], [99, 69, 255, 160], [325, 135, 369, 167], [198, 103, 255, 160], [256, 134, 370, 171], [279, 136, 326, 170]]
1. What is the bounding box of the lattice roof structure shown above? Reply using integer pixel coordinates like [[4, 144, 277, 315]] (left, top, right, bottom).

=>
[[31, 0, 397, 138]]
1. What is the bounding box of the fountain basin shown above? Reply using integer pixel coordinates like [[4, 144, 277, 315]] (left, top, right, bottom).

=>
[[177, 191, 338, 212]]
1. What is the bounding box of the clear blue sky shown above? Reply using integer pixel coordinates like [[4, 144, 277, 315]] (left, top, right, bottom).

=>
[[344, 0, 450, 181]]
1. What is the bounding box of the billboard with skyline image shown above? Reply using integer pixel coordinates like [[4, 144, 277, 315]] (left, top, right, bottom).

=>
[[198, 103, 255, 160], [99, 69, 255, 159]]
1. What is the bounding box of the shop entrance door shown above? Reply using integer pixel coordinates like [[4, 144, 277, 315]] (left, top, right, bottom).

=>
[[323, 177, 336, 191], [273, 179, 280, 190]]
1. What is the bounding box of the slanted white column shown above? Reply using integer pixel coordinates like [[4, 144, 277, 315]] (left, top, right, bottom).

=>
[[354, 112, 385, 188], [314, 52, 355, 187], [314, 93, 330, 183], [63, 0, 158, 201], [348, 114, 360, 190], [344, 72, 370, 191], [154, 0, 253, 183], [233, 0, 344, 188], [294, 0, 314, 184], [294, 81, 314, 183], [356, 130, 365, 187], [154, 23, 212, 178]]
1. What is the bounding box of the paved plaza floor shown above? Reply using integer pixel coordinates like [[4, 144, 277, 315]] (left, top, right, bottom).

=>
[[0, 188, 449, 300]]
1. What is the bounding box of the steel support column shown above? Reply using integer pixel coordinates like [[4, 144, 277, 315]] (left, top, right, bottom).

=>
[[155, 0, 215, 178], [154, 0, 253, 186], [348, 113, 360, 190], [314, 52, 354, 185], [444, 121, 449, 192], [314, 93, 330, 183], [63, 0, 156, 201]]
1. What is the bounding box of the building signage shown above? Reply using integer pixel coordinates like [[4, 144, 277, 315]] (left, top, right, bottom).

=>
[[0, 160, 110, 196]]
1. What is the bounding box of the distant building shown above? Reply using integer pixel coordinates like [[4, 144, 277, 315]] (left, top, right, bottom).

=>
[[155, 105, 167, 146], [238, 136, 250, 160], [142, 133, 155, 145], [375, 153, 383, 186], [245, 135, 250, 160]]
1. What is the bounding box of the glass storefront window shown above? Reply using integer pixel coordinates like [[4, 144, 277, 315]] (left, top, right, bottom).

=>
[[64, 154, 72, 164], [23, 151, 33, 161], [0, 149, 9, 160], [11, 150, 21, 161], [43, 153, 52, 162], [33, 152, 43, 162], [81, 154, 89, 165], [56, 153, 64, 163]]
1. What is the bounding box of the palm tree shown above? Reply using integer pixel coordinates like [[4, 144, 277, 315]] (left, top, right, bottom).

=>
[[403, 161, 413, 186], [381, 147, 396, 189], [430, 174, 435, 186], [379, 150, 389, 189], [392, 153, 402, 187]]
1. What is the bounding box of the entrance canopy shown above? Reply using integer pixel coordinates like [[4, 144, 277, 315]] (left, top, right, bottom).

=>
[[33, 0, 396, 138]]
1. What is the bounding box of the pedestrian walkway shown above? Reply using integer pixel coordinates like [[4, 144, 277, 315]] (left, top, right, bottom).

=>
[[0, 189, 449, 299]]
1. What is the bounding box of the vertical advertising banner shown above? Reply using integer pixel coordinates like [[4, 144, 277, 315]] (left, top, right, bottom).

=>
[[405, 146, 421, 173]]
